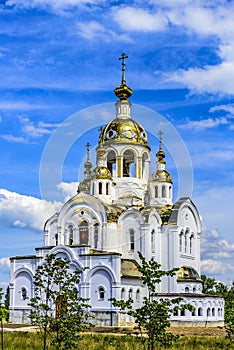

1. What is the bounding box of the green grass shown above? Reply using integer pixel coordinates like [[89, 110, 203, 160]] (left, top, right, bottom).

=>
[[1, 332, 234, 350]]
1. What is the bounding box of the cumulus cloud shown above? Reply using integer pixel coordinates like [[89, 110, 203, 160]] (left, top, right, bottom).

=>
[[0, 189, 61, 231], [180, 116, 229, 130], [201, 228, 234, 272], [180, 102, 234, 130], [76, 21, 132, 42], [0, 258, 10, 270], [209, 103, 234, 115], [19, 116, 61, 138], [201, 259, 234, 275], [113, 7, 168, 32], [169, 62, 234, 95], [57, 182, 78, 201]]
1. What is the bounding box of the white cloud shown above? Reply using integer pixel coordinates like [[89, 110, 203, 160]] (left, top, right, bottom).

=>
[[6, 0, 104, 14], [0, 189, 61, 231], [0, 102, 46, 111], [1, 134, 28, 143], [0, 258, 10, 270], [209, 103, 234, 115], [113, 7, 168, 32], [19, 116, 61, 138], [201, 259, 234, 275], [57, 182, 78, 200], [180, 116, 229, 130], [76, 21, 132, 42], [169, 62, 234, 95]]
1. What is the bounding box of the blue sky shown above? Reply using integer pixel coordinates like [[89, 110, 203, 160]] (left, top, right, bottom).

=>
[[1, 0, 234, 290]]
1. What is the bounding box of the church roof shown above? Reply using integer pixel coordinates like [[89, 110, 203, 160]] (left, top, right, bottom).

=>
[[121, 259, 142, 279]]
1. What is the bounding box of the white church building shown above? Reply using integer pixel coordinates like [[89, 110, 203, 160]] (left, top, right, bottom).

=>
[[9, 55, 224, 326]]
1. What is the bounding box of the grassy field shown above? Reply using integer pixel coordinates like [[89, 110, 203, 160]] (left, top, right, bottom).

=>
[[1, 330, 234, 350]]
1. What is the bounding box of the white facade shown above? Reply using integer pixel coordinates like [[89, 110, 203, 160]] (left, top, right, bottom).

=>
[[9, 72, 224, 326]]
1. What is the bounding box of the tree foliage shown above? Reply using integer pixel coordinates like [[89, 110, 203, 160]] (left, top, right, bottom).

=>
[[201, 274, 234, 343], [29, 254, 91, 350], [111, 252, 192, 350]]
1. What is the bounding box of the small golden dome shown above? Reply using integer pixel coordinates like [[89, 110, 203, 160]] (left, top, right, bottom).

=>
[[77, 179, 90, 193], [114, 83, 132, 101], [99, 117, 149, 148], [177, 266, 200, 281], [150, 169, 172, 183], [91, 166, 112, 180]]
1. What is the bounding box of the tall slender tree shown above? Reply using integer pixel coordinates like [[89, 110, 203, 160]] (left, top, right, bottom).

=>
[[29, 254, 91, 350]]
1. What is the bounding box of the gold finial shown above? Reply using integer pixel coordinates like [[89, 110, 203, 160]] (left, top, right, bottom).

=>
[[114, 53, 132, 101], [156, 130, 165, 162], [119, 52, 128, 85]]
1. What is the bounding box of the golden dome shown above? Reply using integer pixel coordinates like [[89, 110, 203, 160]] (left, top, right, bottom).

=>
[[99, 117, 149, 148], [177, 266, 200, 281], [91, 166, 112, 180], [150, 169, 172, 183], [77, 179, 90, 193]]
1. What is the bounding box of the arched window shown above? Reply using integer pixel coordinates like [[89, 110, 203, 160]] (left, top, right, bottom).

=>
[[21, 287, 27, 300], [185, 229, 189, 253], [189, 234, 194, 255], [98, 182, 102, 194], [169, 185, 172, 198], [68, 225, 73, 245], [192, 308, 196, 316], [198, 307, 203, 316], [162, 185, 166, 197], [136, 289, 140, 303], [207, 308, 211, 317], [185, 287, 189, 293], [121, 288, 125, 300], [129, 229, 134, 251], [79, 220, 89, 245], [180, 309, 185, 316], [128, 288, 133, 299], [155, 186, 158, 198], [212, 308, 215, 316], [106, 183, 109, 195], [151, 229, 155, 253], [123, 150, 136, 177], [55, 233, 58, 246], [142, 152, 148, 179], [107, 151, 116, 177], [193, 287, 196, 293], [98, 287, 105, 301], [179, 231, 183, 253], [173, 309, 178, 316], [218, 308, 221, 317], [94, 223, 99, 249], [92, 182, 95, 195]]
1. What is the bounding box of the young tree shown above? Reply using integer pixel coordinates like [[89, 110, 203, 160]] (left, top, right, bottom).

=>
[[0, 288, 6, 350], [224, 283, 234, 343], [29, 254, 91, 350], [4, 287, 9, 323], [111, 252, 191, 350]]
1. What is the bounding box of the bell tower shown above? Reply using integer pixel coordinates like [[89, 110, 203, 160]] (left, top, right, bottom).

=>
[[95, 53, 151, 205]]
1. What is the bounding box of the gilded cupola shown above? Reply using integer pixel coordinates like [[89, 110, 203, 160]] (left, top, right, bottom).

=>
[[77, 142, 93, 193], [150, 131, 172, 184], [98, 53, 149, 149]]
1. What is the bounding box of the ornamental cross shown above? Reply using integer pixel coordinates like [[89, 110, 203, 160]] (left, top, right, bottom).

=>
[[119, 52, 128, 84]]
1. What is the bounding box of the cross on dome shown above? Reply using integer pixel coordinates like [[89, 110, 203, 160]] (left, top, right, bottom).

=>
[[119, 52, 128, 85]]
